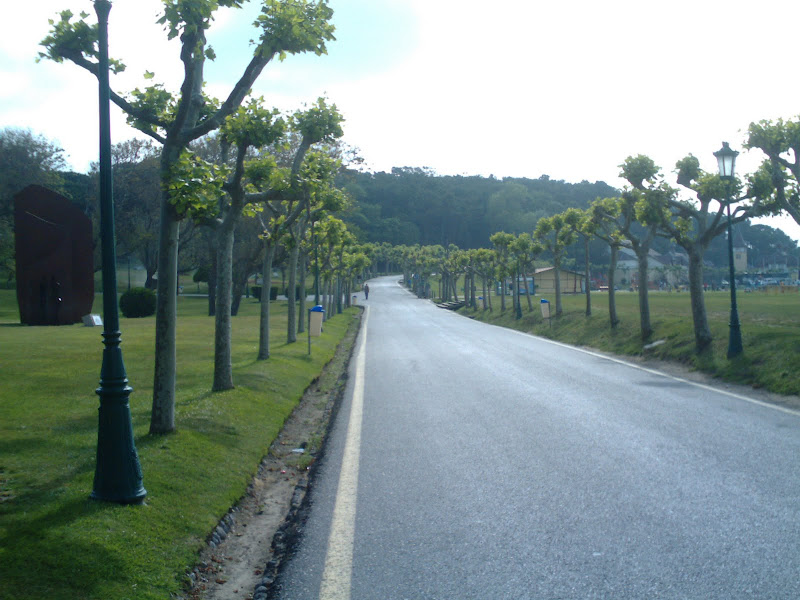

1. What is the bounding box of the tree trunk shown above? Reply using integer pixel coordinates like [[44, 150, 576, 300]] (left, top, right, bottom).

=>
[[336, 273, 343, 314], [554, 256, 563, 316], [207, 247, 217, 317], [149, 197, 179, 434], [481, 276, 488, 310], [522, 271, 533, 312], [471, 272, 478, 310], [297, 254, 307, 334], [513, 266, 520, 317], [688, 249, 713, 352], [257, 242, 275, 360], [636, 250, 652, 340], [287, 243, 299, 343], [212, 220, 235, 391], [584, 238, 591, 317], [325, 276, 333, 318], [608, 245, 619, 328], [230, 277, 245, 317]]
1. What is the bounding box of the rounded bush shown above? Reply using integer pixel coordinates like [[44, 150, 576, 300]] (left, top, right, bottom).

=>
[[120, 287, 157, 318], [250, 286, 279, 301]]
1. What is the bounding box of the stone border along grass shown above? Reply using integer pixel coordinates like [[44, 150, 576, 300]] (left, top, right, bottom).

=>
[[181, 309, 363, 600]]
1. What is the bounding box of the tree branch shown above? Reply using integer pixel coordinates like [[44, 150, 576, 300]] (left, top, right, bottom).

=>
[[184, 49, 277, 141]]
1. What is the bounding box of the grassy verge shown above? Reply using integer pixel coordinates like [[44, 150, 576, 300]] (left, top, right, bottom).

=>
[[0, 290, 357, 600], [461, 288, 800, 397]]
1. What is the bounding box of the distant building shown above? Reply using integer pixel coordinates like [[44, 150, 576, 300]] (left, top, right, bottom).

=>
[[733, 228, 748, 272], [534, 267, 585, 295], [615, 247, 687, 288]]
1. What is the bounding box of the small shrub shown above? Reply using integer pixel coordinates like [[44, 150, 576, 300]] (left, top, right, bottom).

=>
[[193, 265, 210, 284], [251, 286, 279, 301], [120, 287, 157, 318], [284, 285, 302, 299]]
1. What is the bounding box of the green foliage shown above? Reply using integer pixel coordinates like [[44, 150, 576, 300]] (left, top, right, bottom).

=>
[[292, 97, 344, 144], [250, 285, 279, 301], [37, 9, 125, 73], [340, 170, 617, 249], [745, 117, 800, 224], [165, 150, 230, 220], [619, 154, 659, 188], [158, 0, 246, 41], [255, 0, 336, 60], [192, 265, 210, 283], [119, 287, 157, 318], [126, 84, 176, 135], [221, 98, 285, 149]]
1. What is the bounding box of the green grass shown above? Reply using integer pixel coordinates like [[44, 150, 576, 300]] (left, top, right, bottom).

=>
[[0, 289, 357, 600], [463, 288, 800, 396]]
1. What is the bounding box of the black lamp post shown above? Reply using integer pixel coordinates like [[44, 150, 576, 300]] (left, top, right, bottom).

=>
[[91, 0, 146, 503], [713, 141, 743, 358]]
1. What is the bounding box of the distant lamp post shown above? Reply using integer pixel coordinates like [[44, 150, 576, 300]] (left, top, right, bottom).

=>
[[91, 0, 146, 503], [713, 141, 743, 358]]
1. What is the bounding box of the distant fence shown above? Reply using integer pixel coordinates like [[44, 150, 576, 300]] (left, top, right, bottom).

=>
[[758, 285, 799, 294]]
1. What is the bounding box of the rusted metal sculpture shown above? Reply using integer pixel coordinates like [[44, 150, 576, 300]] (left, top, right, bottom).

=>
[[14, 184, 94, 325]]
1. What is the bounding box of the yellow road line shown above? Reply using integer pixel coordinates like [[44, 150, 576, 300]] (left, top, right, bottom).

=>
[[320, 307, 369, 599]]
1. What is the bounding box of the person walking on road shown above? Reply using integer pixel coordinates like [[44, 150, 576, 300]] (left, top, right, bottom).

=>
[[364, 283, 369, 300]]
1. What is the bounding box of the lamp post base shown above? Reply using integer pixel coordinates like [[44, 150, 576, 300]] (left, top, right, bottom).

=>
[[91, 392, 147, 503]]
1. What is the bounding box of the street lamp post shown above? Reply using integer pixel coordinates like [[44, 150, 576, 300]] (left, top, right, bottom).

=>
[[91, 0, 146, 503], [713, 141, 743, 358]]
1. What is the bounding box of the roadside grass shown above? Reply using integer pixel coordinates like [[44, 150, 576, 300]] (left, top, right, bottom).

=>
[[0, 290, 356, 600], [463, 289, 800, 397]]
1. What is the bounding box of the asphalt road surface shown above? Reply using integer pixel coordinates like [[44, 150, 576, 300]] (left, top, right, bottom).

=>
[[273, 276, 800, 599]]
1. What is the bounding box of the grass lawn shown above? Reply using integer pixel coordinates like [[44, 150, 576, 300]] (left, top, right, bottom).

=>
[[463, 288, 800, 397], [0, 289, 357, 600]]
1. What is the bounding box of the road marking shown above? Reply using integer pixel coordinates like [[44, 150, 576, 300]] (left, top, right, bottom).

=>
[[320, 307, 369, 600], [506, 328, 800, 417]]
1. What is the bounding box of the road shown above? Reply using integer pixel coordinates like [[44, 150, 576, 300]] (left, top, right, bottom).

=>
[[273, 276, 800, 599]]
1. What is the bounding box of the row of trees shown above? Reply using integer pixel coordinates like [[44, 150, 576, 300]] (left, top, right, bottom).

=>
[[36, 0, 346, 434], [382, 146, 799, 356]]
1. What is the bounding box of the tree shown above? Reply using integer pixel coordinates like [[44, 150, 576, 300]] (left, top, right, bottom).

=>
[[509, 233, 542, 313], [40, 0, 336, 433], [207, 98, 285, 390], [563, 208, 593, 317], [616, 155, 672, 341], [658, 154, 767, 352], [745, 117, 800, 226], [490, 232, 514, 311], [471, 248, 495, 310], [246, 99, 344, 349], [587, 197, 625, 328], [534, 213, 576, 316]]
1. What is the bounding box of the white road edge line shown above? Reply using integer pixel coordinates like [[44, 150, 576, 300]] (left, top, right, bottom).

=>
[[319, 306, 369, 600], [506, 327, 800, 418]]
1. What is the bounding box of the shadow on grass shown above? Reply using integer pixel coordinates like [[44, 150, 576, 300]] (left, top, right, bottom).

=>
[[1, 496, 130, 599]]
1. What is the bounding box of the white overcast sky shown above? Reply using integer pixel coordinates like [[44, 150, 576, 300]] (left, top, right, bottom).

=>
[[2, 0, 800, 240]]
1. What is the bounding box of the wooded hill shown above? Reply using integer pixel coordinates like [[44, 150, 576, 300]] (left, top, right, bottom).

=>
[[337, 167, 618, 249]]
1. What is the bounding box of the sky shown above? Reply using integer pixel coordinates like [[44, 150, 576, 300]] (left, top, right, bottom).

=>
[[2, 0, 800, 241]]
